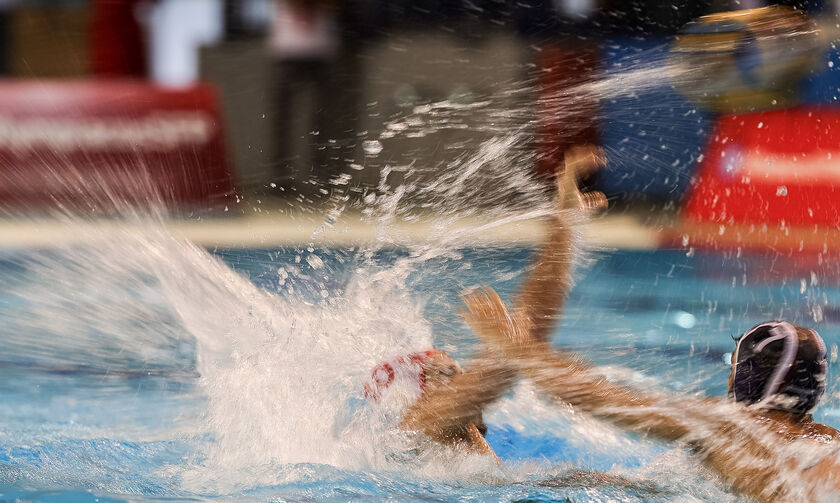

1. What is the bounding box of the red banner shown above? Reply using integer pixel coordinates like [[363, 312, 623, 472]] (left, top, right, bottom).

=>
[[677, 106, 840, 251], [0, 80, 235, 211]]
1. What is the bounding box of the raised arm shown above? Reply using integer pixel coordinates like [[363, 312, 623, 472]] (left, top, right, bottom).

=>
[[513, 146, 606, 342], [398, 147, 605, 454]]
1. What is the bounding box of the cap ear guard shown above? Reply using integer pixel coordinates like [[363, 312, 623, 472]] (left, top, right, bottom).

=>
[[363, 351, 434, 402], [782, 328, 827, 414]]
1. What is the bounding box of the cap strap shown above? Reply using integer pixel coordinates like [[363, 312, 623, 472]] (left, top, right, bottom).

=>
[[759, 321, 799, 401]]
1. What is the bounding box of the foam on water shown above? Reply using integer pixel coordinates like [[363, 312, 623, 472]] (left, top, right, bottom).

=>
[[155, 238, 445, 489]]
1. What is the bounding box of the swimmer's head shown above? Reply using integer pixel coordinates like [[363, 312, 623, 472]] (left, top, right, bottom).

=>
[[364, 349, 461, 402], [729, 321, 827, 415], [364, 349, 487, 434]]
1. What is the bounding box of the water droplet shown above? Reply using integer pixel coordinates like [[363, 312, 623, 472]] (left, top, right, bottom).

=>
[[813, 304, 825, 323], [363, 140, 383, 156], [671, 311, 696, 329], [306, 255, 324, 269], [330, 173, 352, 186]]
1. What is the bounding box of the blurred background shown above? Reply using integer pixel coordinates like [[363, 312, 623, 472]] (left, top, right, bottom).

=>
[[0, 0, 837, 239]]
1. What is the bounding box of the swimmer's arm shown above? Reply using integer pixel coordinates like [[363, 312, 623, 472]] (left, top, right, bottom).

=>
[[511, 209, 576, 343], [400, 355, 516, 450], [405, 148, 604, 457], [513, 146, 606, 343], [424, 147, 605, 444], [464, 288, 815, 503], [515, 346, 823, 503], [482, 339, 796, 503], [465, 287, 692, 441], [405, 149, 598, 444], [478, 358, 799, 500], [496, 343, 696, 441]]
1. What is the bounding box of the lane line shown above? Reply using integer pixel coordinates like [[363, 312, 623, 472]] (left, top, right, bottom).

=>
[[0, 214, 660, 250]]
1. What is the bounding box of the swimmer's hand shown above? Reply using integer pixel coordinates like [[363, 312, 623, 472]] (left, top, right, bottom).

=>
[[558, 145, 608, 214], [460, 287, 533, 350]]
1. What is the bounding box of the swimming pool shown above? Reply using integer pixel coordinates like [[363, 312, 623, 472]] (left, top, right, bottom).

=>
[[0, 230, 837, 502]]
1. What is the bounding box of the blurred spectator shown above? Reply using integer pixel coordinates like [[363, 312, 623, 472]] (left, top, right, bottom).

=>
[[516, 0, 719, 181], [270, 0, 337, 59], [268, 0, 341, 193], [91, 0, 224, 85], [0, 0, 17, 76], [90, 0, 150, 77], [516, 1, 603, 178], [224, 0, 273, 40], [147, 0, 224, 87]]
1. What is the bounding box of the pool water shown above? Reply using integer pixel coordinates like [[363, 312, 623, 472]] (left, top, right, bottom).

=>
[[0, 232, 838, 502]]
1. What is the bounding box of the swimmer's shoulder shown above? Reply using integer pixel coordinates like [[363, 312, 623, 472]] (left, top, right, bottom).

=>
[[789, 418, 840, 442], [758, 412, 840, 442], [807, 422, 840, 440]]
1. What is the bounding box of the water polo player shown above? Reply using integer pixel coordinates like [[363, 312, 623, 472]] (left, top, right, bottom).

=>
[[462, 286, 840, 502], [361, 145, 608, 457]]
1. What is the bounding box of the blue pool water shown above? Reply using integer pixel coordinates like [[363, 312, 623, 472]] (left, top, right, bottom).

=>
[[0, 236, 838, 502]]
